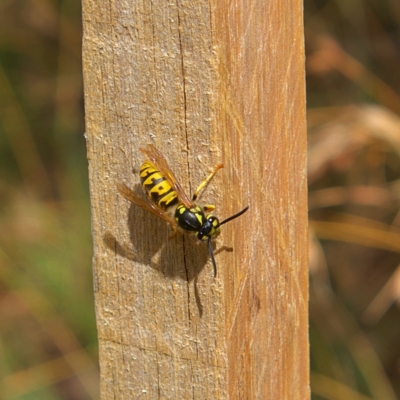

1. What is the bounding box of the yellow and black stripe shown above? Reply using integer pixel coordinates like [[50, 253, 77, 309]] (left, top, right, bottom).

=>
[[117, 144, 249, 278], [139, 161, 179, 210]]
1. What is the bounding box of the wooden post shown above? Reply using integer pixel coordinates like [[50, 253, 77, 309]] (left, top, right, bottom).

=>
[[83, 0, 308, 399]]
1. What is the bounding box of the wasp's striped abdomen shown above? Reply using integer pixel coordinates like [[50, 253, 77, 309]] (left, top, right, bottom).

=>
[[139, 161, 179, 210]]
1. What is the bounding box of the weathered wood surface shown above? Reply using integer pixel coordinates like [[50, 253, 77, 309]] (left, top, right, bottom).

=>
[[82, 0, 308, 399]]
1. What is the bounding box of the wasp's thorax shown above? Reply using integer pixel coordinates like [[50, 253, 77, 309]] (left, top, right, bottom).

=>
[[174, 204, 221, 240]]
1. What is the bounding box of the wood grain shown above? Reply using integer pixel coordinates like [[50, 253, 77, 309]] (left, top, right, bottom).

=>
[[83, 0, 308, 398]]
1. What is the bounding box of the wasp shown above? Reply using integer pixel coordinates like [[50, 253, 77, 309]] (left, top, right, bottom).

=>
[[117, 144, 249, 276]]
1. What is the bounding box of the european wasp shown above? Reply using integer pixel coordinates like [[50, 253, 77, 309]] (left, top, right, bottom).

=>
[[117, 144, 249, 276]]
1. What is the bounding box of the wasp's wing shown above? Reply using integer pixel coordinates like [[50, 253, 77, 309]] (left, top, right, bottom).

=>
[[140, 144, 193, 208], [117, 183, 178, 228]]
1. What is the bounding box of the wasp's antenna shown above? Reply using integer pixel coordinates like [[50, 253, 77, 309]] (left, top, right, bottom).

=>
[[220, 205, 249, 226], [209, 206, 249, 277], [208, 238, 217, 277]]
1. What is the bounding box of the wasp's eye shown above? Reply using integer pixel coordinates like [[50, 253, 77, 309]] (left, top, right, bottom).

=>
[[196, 216, 221, 241]]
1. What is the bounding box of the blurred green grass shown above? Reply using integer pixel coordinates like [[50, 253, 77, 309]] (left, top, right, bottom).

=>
[[1, 0, 400, 399], [0, 1, 98, 399]]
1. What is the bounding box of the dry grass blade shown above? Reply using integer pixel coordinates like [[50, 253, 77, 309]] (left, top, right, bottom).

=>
[[0, 350, 95, 399], [362, 265, 400, 324], [307, 36, 400, 115], [310, 217, 400, 253], [311, 373, 373, 400], [308, 105, 400, 183]]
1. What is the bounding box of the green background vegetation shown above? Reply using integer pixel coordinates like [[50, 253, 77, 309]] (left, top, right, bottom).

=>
[[0, 1, 97, 399]]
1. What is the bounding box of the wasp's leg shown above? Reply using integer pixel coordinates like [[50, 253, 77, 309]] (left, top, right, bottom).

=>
[[168, 224, 178, 239], [203, 204, 215, 213], [192, 164, 223, 201]]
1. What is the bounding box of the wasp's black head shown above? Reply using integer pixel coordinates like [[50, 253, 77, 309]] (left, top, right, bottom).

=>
[[196, 216, 221, 241]]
